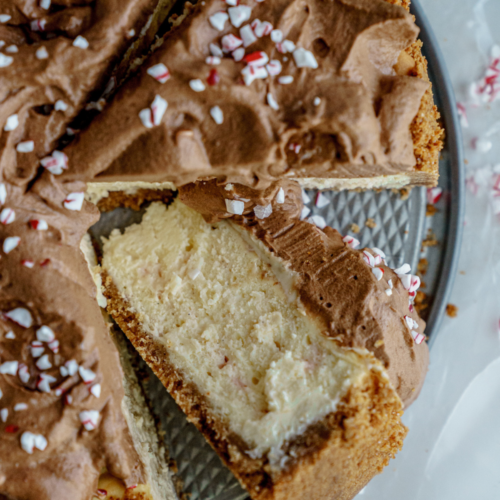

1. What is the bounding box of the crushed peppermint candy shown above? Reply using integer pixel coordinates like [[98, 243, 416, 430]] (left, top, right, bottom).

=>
[[275, 187, 285, 204], [293, 48, 318, 69], [0, 183, 6, 205], [0, 14, 11, 23], [372, 267, 384, 281], [147, 63, 170, 83], [254, 204, 273, 219], [73, 35, 89, 49], [240, 24, 256, 47], [37, 373, 56, 393], [206, 56, 221, 65], [6, 45, 18, 53], [4, 114, 19, 132], [372, 247, 386, 259], [0, 361, 19, 375], [40, 0, 51, 9], [31, 19, 46, 31], [210, 106, 224, 124], [267, 92, 279, 110], [315, 192, 329, 208], [29, 219, 48, 230], [31, 341, 45, 358], [404, 315, 418, 330], [222, 34, 243, 52], [210, 43, 223, 57], [36, 46, 49, 59], [37, 325, 55, 342], [0, 53, 13, 68], [16, 141, 35, 153], [252, 19, 272, 37], [232, 47, 245, 61], [139, 94, 168, 128], [18, 364, 30, 384], [308, 215, 327, 229], [90, 384, 101, 398], [243, 51, 269, 66], [266, 60, 282, 76], [63, 192, 85, 211], [36, 354, 52, 371], [225, 199, 245, 215], [64, 394, 73, 405], [209, 11, 229, 31], [394, 263, 411, 275], [79, 366, 96, 384], [207, 69, 220, 85], [411, 330, 425, 345], [408, 275, 421, 293], [385, 288, 393, 296], [0, 208, 15, 225], [0, 409, 7, 422], [228, 5, 252, 28], [363, 250, 375, 267], [60, 359, 78, 377], [270, 29, 283, 43], [5, 331, 15, 339], [242, 64, 267, 85], [342, 235, 360, 249], [399, 274, 412, 290], [41, 150, 68, 175], [14, 403, 28, 411], [54, 100, 68, 111], [189, 79, 206, 92], [79, 410, 100, 431], [21, 432, 47, 454], [278, 75, 293, 84], [313, 97, 321, 106], [5, 307, 32, 328], [48, 339, 59, 353]]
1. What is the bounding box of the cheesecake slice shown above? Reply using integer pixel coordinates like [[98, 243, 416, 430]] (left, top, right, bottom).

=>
[[98, 184, 428, 499]]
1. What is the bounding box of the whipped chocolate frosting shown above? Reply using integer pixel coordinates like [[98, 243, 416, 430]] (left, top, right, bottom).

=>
[[179, 179, 429, 407], [0, 0, 161, 186], [60, 0, 428, 189], [0, 174, 144, 500]]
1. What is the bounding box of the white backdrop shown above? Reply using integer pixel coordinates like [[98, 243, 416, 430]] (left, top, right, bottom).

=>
[[360, 1, 500, 498]]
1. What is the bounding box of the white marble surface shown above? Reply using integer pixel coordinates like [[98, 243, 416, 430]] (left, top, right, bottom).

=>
[[359, 1, 500, 498]]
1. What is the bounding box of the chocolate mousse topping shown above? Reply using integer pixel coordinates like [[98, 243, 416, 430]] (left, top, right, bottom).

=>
[[60, 0, 431, 188], [0, 173, 144, 500], [0, 0, 166, 186], [179, 179, 429, 407]]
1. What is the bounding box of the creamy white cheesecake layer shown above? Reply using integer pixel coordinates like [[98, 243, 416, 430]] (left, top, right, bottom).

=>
[[101, 200, 371, 466]]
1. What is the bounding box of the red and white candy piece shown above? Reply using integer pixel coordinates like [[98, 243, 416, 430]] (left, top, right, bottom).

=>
[[21, 432, 47, 454], [37, 373, 56, 393], [63, 359, 78, 377], [404, 315, 418, 330], [342, 235, 360, 249], [64, 394, 73, 405], [90, 384, 101, 398], [4, 114, 18, 132], [222, 34, 243, 52], [308, 215, 326, 229], [5, 331, 15, 339], [63, 192, 84, 211], [55, 100, 68, 111], [79, 366, 96, 384], [73, 35, 89, 49], [232, 47, 245, 61], [0, 53, 13, 68], [225, 199, 244, 215], [363, 250, 375, 267], [48, 339, 59, 353], [241, 65, 267, 85], [3, 236, 20, 254], [275, 187, 285, 204], [36, 354, 52, 371], [0, 361, 19, 375], [267, 93, 279, 110], [79, 410, 100, 431], [411, 330, 425, 345], [31, 341, 44, 358], [372, 247, 386, 259], [16, 141, 34, 153], [0, 208, 15, 225], [146, 63, 170, 83], [399, 273, 412, 290], [427, 187, 442, 205], [293, 48, 318, 69], [408, 275, 421, 293], [30, 18, 46, 31], [5, 307, 32, 328], [6, 45, 18, 53], [210, 106, 224, 125], [254, 204, 273, 220], [315, 192, 329, 208], [189, 79, 205, 92], [372, 267, 384, 281], [394, 263, 411, 276], [251, 19, 272, 37], [139, 94, 168, 128], [209, 11, 229, 31], [41, 150, 68, 175], [29, 219, 48, 230], [37, 325, 55, 343], [36, 47, 48, 60], [18, 364, 30, 384], [0, 183, 6, 205], [228, 5, 252, 28], [206, 56, 221, 65], [266, 60, 282, 76], [240, 25, 256, 47], [207, 69, 219, 86]]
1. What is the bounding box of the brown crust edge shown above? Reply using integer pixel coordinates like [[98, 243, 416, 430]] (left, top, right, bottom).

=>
[[102, 272, 407, 500]]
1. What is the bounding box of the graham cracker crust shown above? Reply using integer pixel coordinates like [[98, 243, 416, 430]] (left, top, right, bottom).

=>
[[102, 272, 406, 500]]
